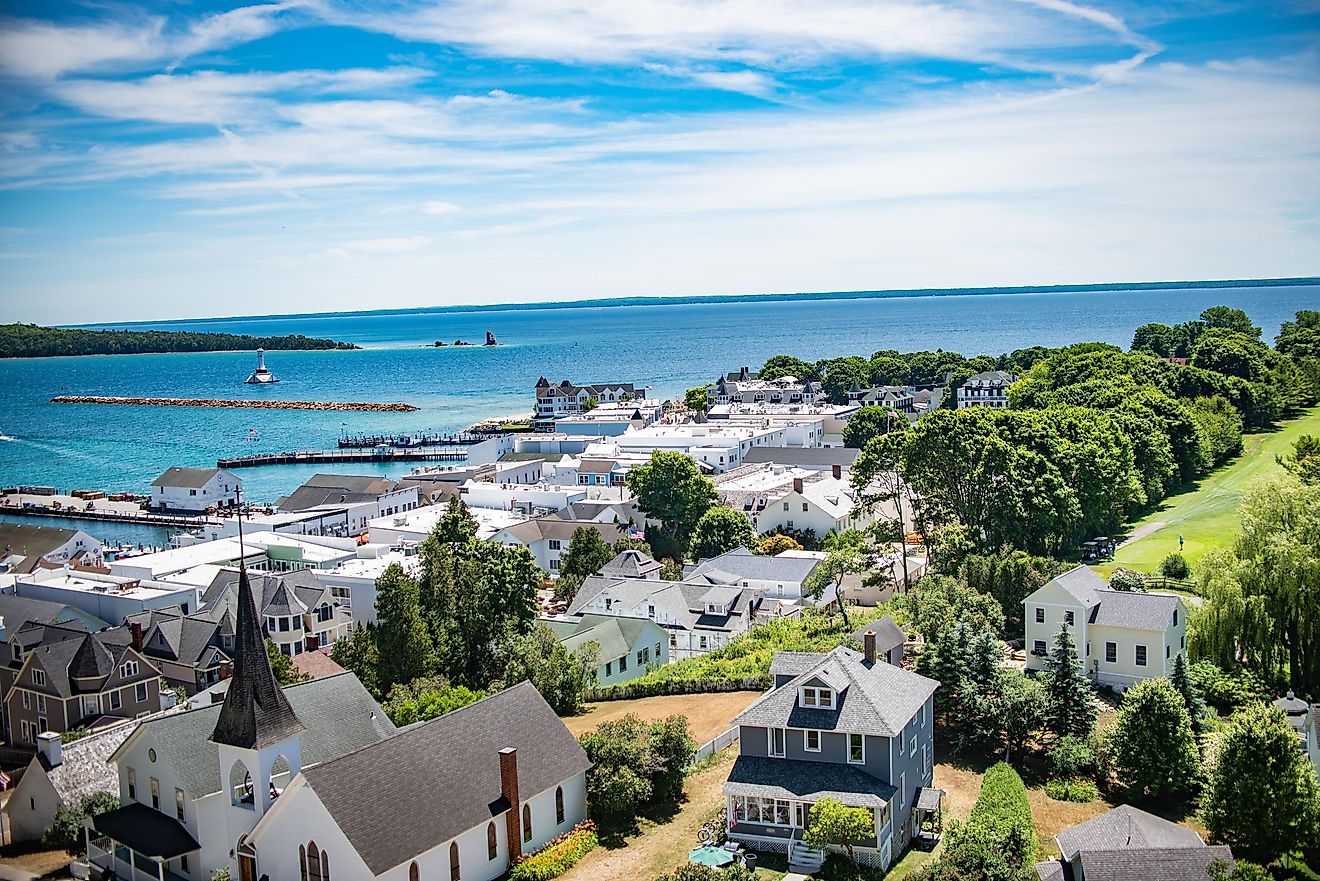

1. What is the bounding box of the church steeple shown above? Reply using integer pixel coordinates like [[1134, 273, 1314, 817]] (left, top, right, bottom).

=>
[[211, 499, 304, 750]]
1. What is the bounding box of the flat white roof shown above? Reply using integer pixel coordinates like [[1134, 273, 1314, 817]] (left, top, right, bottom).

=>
[[21, 569, 192, 599]]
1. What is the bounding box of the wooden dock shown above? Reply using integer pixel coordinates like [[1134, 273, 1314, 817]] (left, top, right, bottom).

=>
[[218, 448, 469, 469], [338, 432, 484, 449], [0, 503, 213, 528]]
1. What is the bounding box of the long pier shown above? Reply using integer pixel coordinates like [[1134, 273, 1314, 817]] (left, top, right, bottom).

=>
[[51, 395, 419, 413], [218, 448, 469, 469], [0, 503, 213, 528], [338, 432, 484, 449]]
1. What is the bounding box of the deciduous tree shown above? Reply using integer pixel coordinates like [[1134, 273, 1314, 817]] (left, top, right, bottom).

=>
[[1107, 678, 1201, 799], [626, 451, 718, 560], [687, 506, 757, 561]]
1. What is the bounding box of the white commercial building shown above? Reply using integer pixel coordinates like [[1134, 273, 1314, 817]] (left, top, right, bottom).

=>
[[150, 467, 242, 514]]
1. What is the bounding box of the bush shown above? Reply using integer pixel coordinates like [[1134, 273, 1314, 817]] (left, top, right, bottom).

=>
[[1188, 661, 1269, 712], [1159, 553, 1190, 580], [511, 821, 598, 881], [1107, 568, 1146, 592], [1045, 778, 1098, 803], [964, 762, 1036, 868], [44, 791, 119, 855], [655, 866, 755, 881], [580, 714, 695, 824], [1047, 735, 1096, 780]]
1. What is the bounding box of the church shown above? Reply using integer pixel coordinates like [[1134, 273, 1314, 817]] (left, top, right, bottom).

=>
[[87, 565, 591, 881]]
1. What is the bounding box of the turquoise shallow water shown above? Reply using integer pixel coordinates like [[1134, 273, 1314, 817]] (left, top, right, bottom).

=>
[[1, 285, 1315, 515]]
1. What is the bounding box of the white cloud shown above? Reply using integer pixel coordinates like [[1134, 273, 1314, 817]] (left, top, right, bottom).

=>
[[422, 201, 461, 214]]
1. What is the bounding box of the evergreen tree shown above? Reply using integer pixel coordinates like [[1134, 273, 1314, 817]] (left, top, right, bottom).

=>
[[1042, 623, 1097, 739], [373, 563, 438, 692], [1169, 653, 1210, 736], [1203, 703, 1320, 864], [1108, 679, 1201, 799], [555, 526, 615, 600]]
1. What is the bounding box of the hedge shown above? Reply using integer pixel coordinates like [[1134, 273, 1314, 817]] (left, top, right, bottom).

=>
[[584, 676, 770, 703], [966, 762, 1037, 867], [510, 821, 599, 881]]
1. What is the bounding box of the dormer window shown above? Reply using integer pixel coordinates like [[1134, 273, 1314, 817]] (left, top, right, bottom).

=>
[[801, 686, 834, 708], [120, 661, 138, 678], [32, 669, 45, 686], [707, 602, 726, 615], [11, 644, 21, 662]]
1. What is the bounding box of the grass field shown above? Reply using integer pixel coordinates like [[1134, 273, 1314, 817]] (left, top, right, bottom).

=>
[[1099, 406, 1320, 576], [561, 691, 761, 745]]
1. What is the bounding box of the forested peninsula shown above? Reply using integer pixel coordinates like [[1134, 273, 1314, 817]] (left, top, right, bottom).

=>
[[0, 323, 360, 358]]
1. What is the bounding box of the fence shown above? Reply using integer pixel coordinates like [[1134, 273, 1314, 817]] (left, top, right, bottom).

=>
[[584, 675, 771, 703], [690, 726, 740, 766]]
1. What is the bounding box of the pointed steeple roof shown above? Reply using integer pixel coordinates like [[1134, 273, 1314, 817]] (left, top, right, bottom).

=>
[[210, 567, 305, 749]]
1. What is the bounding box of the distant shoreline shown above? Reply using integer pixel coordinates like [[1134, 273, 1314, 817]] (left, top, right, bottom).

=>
[[72, 276, 1319, 330]]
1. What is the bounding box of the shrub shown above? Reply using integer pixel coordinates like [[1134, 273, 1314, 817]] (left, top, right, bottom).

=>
[[1045, 778, 1098, 803], [1107, 678, 1201, 799], [580, 714, 695, 824], [510, 821, 598, 881], [1188, 661, 1269, 712], [1159, 552, 1190, 580], [804, 798, 875, 863], [1047, 735, 1096, 780], [44, 791, 120, 855], [964, 762, 1036, 869], [654, 866, 755, 881], [1107, 568, 1146, 592]]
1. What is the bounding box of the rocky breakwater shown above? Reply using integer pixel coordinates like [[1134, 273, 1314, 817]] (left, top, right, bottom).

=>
[[51, 395, 419, 412]]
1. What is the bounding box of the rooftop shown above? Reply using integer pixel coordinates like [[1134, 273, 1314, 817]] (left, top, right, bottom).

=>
[[150, 466, 226, 489]]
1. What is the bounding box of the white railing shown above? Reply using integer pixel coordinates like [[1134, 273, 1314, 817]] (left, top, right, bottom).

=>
[[690, 726, 739, 766]]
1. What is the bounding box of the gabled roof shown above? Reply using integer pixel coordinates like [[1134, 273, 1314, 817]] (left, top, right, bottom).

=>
[[540, 614, 658, 661], [597, 549, 662, 579], [150, 466, 224, 488], [0, 523, 86, 573], [1072, 847, 1234, 881], [300, 681, 591, 875], [25, 626, 157, 700], [201, 568, 329, 620], [736, 646, 938, 736], [1041, 566, 1104, 607], [686, 547, 819, 585], [850, 616, 906, 654], [1088, 589, 1181, 631], [117, 672, 394, 800], [0, 594, 104, 640], [742, 447, 860, 470], [130, 608, 225, 667], [499, 518, 626, 546], [1055, 805, 1205, 862]]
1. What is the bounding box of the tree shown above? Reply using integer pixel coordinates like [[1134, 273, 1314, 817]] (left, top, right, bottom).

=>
[[329, 624, 380, 696], [581, 397, 599, 412], [1047, 735, 1096, 780], [1278, 434, 1320, 484], [1042, 624, 1097, 740], [683, 386, 710, 412], [759, 354, 817, 381], [266, 639, 311, 687], [758, 533, 802, 555], [821, 356, 872, 404], [382, 676, 485, 726], [44, 791, 119, 855], [1107, 679, 1201, 799], [1276, 309, 1320, 359], [502, 623, 598, 715], [1169, 653, 1210, 737], [687, 506, 757, 560], [1207, 860, 1272, 881], [373, 563, 438, 693], [1200, 305, 1261, 338], [900, 575, 1005, 642], [1203, 703, 1320, 863], [802, 547, 869, 628], [556, 526, 616, 600], [843, 406, 896, 449], [580, 713, 695, 823], [625, 451, 718, 560], [804, 798, 874, 863], [996, 671, 1046, 763], [1159, 552, 1190, 580]]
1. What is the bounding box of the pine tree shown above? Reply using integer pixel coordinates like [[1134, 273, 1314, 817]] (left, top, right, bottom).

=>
[[1170, 652, 1210, 736], [373, 564, 438, 692], [1043, 623, 1097, 739], [555, 526, 615, 600]]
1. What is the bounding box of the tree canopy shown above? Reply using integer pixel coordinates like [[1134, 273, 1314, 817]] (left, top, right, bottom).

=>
[[0, 322, 357, 358], [1107, 678, 1201, 799], [625, 450, 718, 560], [687, 506, 757, 560]]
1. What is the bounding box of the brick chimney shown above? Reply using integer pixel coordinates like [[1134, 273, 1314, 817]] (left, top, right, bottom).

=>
[[130, 621, 144, 652], [792, 477, 804, 494], [219, 659, 233, 680], [501, 747, 522, 861], [863, 630, 877, 665], [831, 464, 842, 480]]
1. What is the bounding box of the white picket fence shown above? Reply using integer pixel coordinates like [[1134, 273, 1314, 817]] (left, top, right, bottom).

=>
[[690, 726, 739, 766]]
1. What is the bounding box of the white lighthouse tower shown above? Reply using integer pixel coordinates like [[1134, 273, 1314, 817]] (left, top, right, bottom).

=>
[[244, 348, 279, 384]]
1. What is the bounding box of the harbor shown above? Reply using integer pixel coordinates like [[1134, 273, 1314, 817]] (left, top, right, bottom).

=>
[[217, 447, 469, 469], [50, 395, 420, 412], [337, 431, 485, 448]]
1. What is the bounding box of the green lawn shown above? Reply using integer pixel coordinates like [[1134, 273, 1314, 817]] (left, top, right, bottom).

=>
[[1099, 406, 1320, 576]]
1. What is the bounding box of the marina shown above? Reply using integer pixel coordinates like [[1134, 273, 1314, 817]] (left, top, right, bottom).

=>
[[217, 448, 470, 469], [337, 431, 486, 449]]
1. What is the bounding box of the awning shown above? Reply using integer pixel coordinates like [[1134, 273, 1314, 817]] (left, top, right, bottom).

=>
[[92, 802, 200, 859], [915, 787, 944, 812]]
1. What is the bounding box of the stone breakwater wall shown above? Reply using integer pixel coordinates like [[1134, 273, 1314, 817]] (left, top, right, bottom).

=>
[[50, 395, 419, 413]]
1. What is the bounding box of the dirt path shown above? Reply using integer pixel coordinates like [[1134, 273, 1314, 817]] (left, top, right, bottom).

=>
[[1118, 521, 1164, 548], [562, 752, 736, 881]]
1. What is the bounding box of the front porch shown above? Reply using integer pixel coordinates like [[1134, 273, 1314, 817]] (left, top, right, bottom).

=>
[[84, 802, 198, 881]]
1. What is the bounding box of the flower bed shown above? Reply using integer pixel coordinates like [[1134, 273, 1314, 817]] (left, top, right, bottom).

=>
[[510, 821, 599, 881]]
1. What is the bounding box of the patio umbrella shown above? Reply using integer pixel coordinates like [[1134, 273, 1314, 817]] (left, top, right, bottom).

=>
[[688, 846, 735, 867]]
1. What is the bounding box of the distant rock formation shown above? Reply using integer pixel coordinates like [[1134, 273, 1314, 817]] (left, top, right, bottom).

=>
[[485, 330, 498, 346]]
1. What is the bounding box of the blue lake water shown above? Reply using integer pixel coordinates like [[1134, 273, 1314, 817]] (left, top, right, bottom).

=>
[[1, 285, 1315, 518]]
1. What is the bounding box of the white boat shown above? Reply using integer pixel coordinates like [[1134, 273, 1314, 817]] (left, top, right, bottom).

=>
[[244, 348, 279, 384]]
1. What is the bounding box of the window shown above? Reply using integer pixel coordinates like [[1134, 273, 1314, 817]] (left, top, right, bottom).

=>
[[647, 604, 655, 618], [300, 840, 329, 881], [1064, 610, 1074, 626], [783, 502, 789, 511], [1166, 645, 1171, 659], [637, 650, 645, 667], [1174, 608, 1178, 625], [19, 720, 29, 743], [21, 691, 29, 710], [32, 669, 45, 686], [176, 788, 185, 821], [548, 539, 562, 551], [805, 730, 821, 752], [487, 822, 498, 861], [556, 786, 566, 825], [605, 661, 612, 676], [655, 642, 662, 657], [135, 682, 148, 702], [818, 689, 833, 708], [109, 690, 122, 710], [450, 841, 461, 881], [1135, 645, 1147, 667], [36, 694, 45, 713], [1181, 634, 1185, 649], [770, 727, 786, 757], [522, 804, 532, 843], [127, 768, 136, 800], [618, 655, 627, 672], [848, 733, 864, 764], [119, 661, 138, 678], [549, 559, 559, 571], [1033, 640, 1047, 656], [699, 635, 708, 650], [37, 715, 47, 733], [410, 863, 420, 881], [181, 855, 189, 874], [1105, 642, 1117, 663], [802, 503, 809, 512], [898, 727, 905, 754]]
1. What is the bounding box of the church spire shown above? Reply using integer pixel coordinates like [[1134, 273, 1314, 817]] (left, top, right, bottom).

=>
[[211, 492, 304, 749]]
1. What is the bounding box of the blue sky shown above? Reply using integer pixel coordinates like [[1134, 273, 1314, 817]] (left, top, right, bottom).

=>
[[1, 0, 1317, 323]]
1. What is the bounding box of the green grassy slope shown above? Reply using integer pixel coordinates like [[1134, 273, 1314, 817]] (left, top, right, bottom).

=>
[[1099, 407, 1320, 575]]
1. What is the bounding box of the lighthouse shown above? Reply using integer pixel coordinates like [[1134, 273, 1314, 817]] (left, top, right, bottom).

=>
[[244, 348, 279, 384]]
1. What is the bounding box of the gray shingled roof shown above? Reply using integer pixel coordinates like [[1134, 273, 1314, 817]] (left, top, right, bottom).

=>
[[1034, 860, 1068, 881], [540, 614, 657, 661], [27, 627, 157, 701], [0, 523, 85, 574], [742, 447, 860, 469], [117, 672, 393, 800], [597, 549, 662, 579], [850, 617, 906, 654], [686, 548, 819, 585], [150, 466, 223, 489], [569, 576, 759, 633], [1055, 806, 1205, 861], [300, 681, 592, 876], [736, 646, 937, 736], [1089, 589, 1180, 631], [1049, 566, 1104, 606], [726, 755, 896, 808], [1076, 847, 1234, 881], [0, 594, 101, 639]]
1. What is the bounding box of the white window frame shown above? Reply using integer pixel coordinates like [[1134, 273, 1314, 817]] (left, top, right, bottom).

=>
[[805, 729, 821, 752], [848, 732, 864, 764], [770, 727, 786, 757], [1105, 641, 1117, 663], [32, 669, 46, 686]]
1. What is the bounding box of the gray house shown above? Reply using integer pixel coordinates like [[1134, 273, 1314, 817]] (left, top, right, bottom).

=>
[[723, 636, 938, 872], [1035, 805, 1234, 881]]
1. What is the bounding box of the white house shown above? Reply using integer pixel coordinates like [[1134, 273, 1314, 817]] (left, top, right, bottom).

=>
[[540, 614, 670, 685], [955, 371, 1015, 409], [0, 523, 103, 574], [1023, 567, 1188, 691], [492, 518, 627, 577], [684, 547, 821, 604], [275, 474, 420, 535], [714, 465, 871, 539], [150, 468, 241, 514]]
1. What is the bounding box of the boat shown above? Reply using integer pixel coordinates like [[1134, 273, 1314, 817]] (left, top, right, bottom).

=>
[[244, 348, 279, 384]]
